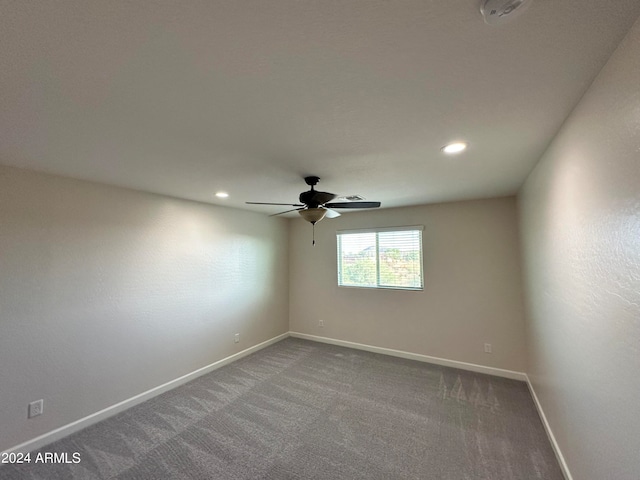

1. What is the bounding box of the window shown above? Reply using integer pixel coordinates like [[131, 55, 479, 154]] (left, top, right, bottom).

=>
[[337, 226, 424, 290]]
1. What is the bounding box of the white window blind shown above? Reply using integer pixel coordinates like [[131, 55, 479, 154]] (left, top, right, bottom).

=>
[[336, 226, 424, 290]]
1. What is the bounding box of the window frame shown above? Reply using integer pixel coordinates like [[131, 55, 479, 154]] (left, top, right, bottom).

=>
[[336, 225, 424, 291]]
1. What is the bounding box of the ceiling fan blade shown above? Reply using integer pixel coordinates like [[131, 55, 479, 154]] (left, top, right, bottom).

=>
[[246, 202, 304, 206], [324, 201, 381, 209], [322, 208, 341, 218], [269, 207, 304, 216]]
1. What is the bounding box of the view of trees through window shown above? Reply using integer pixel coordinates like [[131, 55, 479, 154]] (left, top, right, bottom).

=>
[[337, 229, 423, 290]]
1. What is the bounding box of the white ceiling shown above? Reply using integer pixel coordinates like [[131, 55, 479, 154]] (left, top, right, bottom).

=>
[[1, 1, 639, 215]]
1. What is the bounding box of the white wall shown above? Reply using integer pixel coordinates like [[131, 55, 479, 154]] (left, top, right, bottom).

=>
[[518, 16, 640, 480], [0, 166, 289, 452], [290, 197, 527, 372]]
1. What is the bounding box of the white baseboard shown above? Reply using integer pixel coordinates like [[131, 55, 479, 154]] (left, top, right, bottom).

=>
[[525, 375, 573, 480], [4, 332, 289, 455], [289, 332, 527, 381]]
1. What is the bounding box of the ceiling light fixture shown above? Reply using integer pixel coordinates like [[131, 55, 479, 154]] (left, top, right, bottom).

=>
[[215, 191, 229, 198], [442, 142, 467, 154], [298, 207, 327, 225], [298, 208, 328, 246]]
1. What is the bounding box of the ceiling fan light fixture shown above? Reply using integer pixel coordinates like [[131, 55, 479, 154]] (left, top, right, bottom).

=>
[[299, 208, 327, 224], [215, 191, 229, 198]]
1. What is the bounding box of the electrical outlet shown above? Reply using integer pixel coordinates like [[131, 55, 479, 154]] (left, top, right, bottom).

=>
[[484, 343, 492, 354], [234, 333, 240, 343], [318, 319, 324, 327], [28, 399, 43, 418]]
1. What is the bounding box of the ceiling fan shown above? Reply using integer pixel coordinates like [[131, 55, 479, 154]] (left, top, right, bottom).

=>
[[246, 176, 381, 244]]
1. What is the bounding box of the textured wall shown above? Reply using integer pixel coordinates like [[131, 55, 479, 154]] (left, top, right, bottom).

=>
[[518, 17, 640, 480], [289, 197, 527, 372], [0, 166, 289, 452]]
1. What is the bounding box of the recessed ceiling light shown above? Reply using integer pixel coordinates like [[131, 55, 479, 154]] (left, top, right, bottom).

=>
[[442, 142, 467, 154], [215, 191, 229, 198]]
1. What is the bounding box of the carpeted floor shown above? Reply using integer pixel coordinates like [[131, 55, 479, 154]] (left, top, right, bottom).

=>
[[0, 338, 564, 479]]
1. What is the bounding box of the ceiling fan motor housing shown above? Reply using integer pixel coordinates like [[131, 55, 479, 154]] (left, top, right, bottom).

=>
[[299, 190, 336, 207], [300, 177, 336, 207]]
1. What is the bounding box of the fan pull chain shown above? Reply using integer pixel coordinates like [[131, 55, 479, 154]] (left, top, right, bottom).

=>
[[312, 223, 316, 246]]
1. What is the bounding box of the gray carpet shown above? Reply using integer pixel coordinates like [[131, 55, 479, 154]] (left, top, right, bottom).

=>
[[0, 338, 564, 479]]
